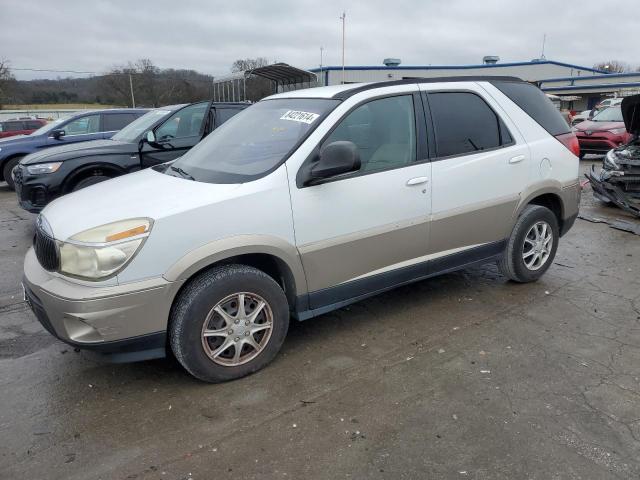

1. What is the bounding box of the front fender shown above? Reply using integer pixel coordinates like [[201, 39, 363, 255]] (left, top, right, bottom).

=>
[[163, 234, 308, 295]]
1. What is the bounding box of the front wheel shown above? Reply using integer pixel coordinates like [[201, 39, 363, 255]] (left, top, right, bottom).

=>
[[498, 205, 559, 283], [169, 264, 289, 383], [3, 156, 24, 190]]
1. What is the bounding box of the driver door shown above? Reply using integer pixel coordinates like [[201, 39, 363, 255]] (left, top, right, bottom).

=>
[[46, 114, 102, 146], [140, 102, 210, 168], [289, 92, 431, 309]]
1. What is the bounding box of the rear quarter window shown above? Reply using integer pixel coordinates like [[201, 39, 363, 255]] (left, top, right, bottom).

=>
[[492, 81, 570, 136]]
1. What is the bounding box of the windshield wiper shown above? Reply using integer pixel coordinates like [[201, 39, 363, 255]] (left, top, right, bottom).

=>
[[170, 165, 195, 181]]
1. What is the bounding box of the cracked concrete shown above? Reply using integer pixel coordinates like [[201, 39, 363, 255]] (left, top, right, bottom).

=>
[[1, 160, 639, 479]]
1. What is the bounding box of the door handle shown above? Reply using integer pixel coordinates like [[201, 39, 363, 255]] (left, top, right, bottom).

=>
[[406, 176, 429, 186], [509, 155, 525, 164]]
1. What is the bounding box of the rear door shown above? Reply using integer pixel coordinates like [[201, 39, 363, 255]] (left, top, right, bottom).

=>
[[140, 102, 209, 168], [420, 83, 530, 256]]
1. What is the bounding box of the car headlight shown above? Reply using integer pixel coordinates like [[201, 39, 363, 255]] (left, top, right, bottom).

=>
[[26, 162, 62, 175], [59, 218, 153, 280], [603, 150, 619, 170], [608, 128, 627, 135]]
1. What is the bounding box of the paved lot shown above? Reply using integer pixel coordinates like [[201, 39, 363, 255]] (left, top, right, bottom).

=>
[[1, 160, 640, 479]]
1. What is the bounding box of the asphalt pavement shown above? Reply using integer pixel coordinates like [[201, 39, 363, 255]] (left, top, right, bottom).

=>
[[1, 160, 640, 480]]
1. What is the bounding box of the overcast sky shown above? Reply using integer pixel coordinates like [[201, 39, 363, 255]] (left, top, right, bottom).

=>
[[3, 0, 638, 80]]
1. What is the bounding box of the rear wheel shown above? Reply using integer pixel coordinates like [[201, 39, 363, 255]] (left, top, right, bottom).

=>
[[498, 205, 559, 283], [169, 264, 289, 383], [72, 175, 111, 191], [3, 156, 24, 190]]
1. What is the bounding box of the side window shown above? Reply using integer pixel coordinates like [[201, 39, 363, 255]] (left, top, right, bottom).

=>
[[215, 108, 241, 126], [63, 114, 101, 135], [26, 121, 43, 129], [155, 102, 209, 140], [428, 92, 509, 158], [5, 121, 23, 131], [324, 95, 416, 173], [103, 113, 137, 131]]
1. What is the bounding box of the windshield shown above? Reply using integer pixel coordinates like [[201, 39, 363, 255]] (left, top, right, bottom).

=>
[[29, 116, 69, 136], [167, 98, 340, 183], [111, 109, 172, 143], [592, 106, 623, 122]]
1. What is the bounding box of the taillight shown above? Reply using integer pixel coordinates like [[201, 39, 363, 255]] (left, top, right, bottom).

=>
[[555, 132, 580, 157]]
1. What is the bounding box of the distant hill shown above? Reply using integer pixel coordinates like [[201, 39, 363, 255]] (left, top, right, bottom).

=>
[[5, 69, 216, 107]]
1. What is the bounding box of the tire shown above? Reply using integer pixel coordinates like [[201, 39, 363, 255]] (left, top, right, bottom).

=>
[[72, 175, 112, 191], [498, 205, 559, 283], [3, 156, 24, 190], [169, 264, 290, 383]]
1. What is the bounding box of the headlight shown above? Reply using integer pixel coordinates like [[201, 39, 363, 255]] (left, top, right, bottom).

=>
[[59, 218, 153, 280], [26, 162, 62, 175], [608, 128, 627, 135], [603, 150, 619, 170]]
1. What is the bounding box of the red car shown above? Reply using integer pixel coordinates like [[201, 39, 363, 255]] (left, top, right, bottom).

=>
[[573, 106, 632, 158], [0, 118, 47, 139]]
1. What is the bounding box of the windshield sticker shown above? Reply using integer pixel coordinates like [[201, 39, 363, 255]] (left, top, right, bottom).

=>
[[280, 110, 320, 124]]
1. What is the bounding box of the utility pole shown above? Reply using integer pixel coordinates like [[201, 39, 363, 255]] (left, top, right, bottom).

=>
[[320, 46, 324, 85], [128, 73, 136, 108], [340, 11, 346, 84], [540, 33, 547, 60]]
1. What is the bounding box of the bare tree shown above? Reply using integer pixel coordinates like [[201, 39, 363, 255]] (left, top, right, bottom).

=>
[[0, 59, 16, 108], [231, 57, 270, 73], [593, 60, 629, 73]]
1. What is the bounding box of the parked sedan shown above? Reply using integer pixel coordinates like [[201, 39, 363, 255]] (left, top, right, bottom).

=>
[[573, 106, 632, 158], [0, 109, 147, 189], [0, 118, 47, 139], [14, 101, 247, 212]]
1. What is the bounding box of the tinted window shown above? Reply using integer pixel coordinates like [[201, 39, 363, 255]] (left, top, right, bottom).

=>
[[493, 81, 570, 135], [3, 121, 24, 131], [429, 92, 504, 157], [103, 113, 138, 131], [63, 114, 101, 135], [26, 121, 43, 129], [325, 95, 416, 172], [215, 108, 242, 126], [156, 102, 208, 140]]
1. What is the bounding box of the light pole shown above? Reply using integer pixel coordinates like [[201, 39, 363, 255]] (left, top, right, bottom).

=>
[[340, 11, 346, 84], [320, 46, 324, 85]]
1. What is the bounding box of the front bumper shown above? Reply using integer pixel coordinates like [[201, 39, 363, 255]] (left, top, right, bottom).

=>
[[13, 165, 59, 213], [587, 165, 640, 217], [23, 248, 175, 362]]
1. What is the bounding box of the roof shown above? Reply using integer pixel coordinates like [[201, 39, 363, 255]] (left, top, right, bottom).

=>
[[214, 63, 316, 85], [266, 76, 524, 100], [309, 60, 606, 74]]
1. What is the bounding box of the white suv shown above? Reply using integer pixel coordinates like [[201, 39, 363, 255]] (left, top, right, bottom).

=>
[[23, 77, 580, 382]]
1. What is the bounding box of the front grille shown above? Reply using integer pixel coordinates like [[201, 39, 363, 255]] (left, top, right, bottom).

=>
[[13, 165, 23, 185], [34, 224, 60, 272]]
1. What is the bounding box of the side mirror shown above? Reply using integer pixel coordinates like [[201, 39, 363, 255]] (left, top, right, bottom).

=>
[[308, 141, 361, 183], [145, 130, 156, 143], [51, 129, 65, 140]]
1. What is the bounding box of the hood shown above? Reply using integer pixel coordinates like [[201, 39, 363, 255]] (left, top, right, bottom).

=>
[[41, 167, 241, 241], [574, 119, 624, 132], [0, 134, 34, 147], [0, 135, 29, 143], [21, 139, 135, 165], [622, 94, 640, 136]]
